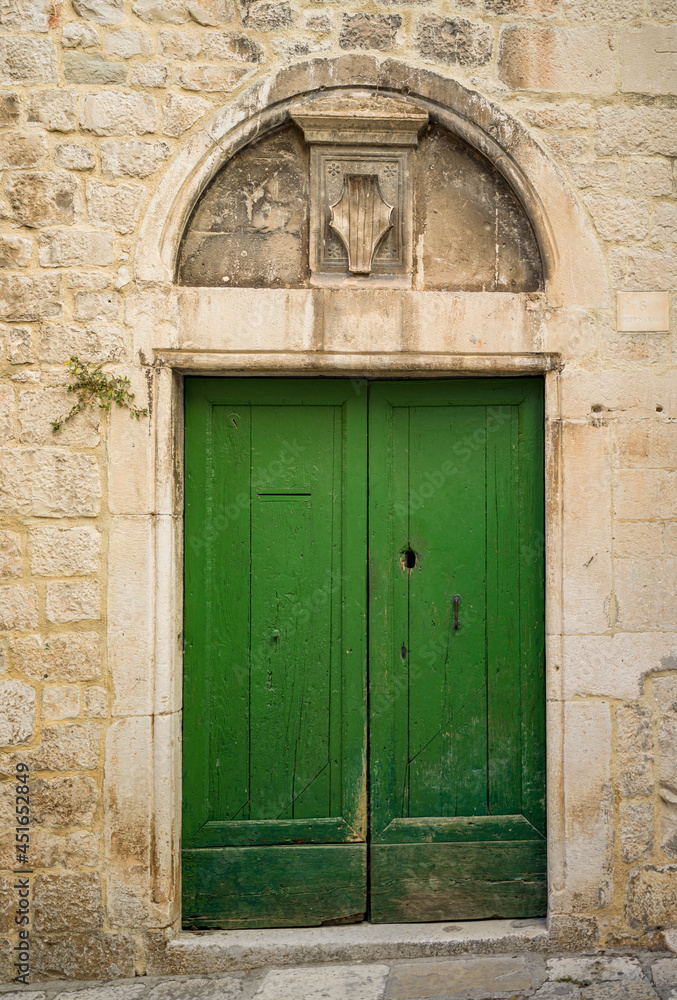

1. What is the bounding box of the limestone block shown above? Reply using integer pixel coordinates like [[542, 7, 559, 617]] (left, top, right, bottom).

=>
[[0, 530, 21, 578], [245, 0, 293, 30], [105, 715, 152, 924], [667, 522, 677, 556], [570, 162, 621, 189], [621, 25, 677, 96], [34, 873, 103, 932], [655, 677, 677, 792], [653, 203, 677, 242], [255, 966, 389, 1000], [416, 15, 493, 66], [617, 704, 654, 797], [108, 368, 152, 514], [42, 684, 80, 720], [304, 13, 331, 33], [6, 326, 33, 364], [0, 385, 13, 442], [201, 32, 264, 62], [613, 522, 663, 559], [11, 632, 100, 681], [620, 801, 654, 862], [80, 91, 158, 136], [6, 171, 78, 228], [187, 0, 234, 24], [562, 422, 612, 634], [9, 721, 100, 770], [339, 12, 400, 49], [627, 864, 677, 930], [158, 29, 202, 59], [615, 558, 677, 630], [0, 90, 19, 125], [18, 389, 101, 447], [38, 230, 114, 267], [652, 960, 677, 990], [74, 291, 121, 322], [627, 159, 673, 196], [101, 139, 170, 178], [64, 829, 100, 868], [161, 92, 211, 136], [0, 234, 32, 268], [0, 38, 57, 85], [62, 21, 100, 47], [542, 135, 589, 160], [46, 580, 100, 623], [132, 0, 191, 22], [131, 63, 169, 87], [106, 29, 153, 58], [614, 421, 677, 468], [177, 65, 250, 91], [26, 89, 78, 132], [39, 321, 126, 363], [31, 775, 98, 826], [563, 701, 613, 909], [72, 0, 124, 23], [623, 247, 677, 290], [547, 956, 643, 984], [0, 0, 50, 31], [0, 678, 35, 745], [30, 526, 101, 577], [615, 469, 677, 521], [596, 108, 677, 156], [109, 517, 153, 715], [498, 26, 614, 93], [584, 195, 649, 241], [64, 51, 128, 85], [54, 143, 96, 171], [32, 932, 136, 981], [84, 685, 107, 717], [524, 103, 590, 129], [0, 583, 38, 630], [0, 132, 47, 170], [87, 180, 146, 234], [0, 828, 58, 868]]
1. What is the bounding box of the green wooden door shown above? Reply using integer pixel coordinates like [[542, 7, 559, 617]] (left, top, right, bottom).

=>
[[183, 379, 368, 928], [368, 380, 546, 921], [183, 377, 545, 928]]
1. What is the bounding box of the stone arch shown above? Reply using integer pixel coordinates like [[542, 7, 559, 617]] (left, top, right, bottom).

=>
[[135, 55, 608, 309]]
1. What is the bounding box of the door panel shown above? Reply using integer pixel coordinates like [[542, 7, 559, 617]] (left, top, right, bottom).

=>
[[183, 379, 368, 928], [183, 376, 545, 928], [368, 380, 545, 922]]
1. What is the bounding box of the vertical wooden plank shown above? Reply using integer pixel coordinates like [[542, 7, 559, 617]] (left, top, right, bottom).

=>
[[249, 405, 334, 822], [210, 404, 252, 822], [340, 387, 369, 837], [486, 403, 522, 816], [519, 385, 546, 835], [183, 386, 212, 842], [407, 404, 488, 819]]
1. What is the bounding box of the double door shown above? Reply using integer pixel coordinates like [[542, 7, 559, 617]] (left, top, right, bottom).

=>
[[182, 378, 545, 928]]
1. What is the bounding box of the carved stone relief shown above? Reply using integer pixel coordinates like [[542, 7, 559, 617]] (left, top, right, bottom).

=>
[[292, 95, 427, 287]]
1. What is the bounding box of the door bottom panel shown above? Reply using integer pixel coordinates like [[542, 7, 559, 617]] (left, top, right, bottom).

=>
[[183, 845, 367, 929], [369, 841, 547, 923]]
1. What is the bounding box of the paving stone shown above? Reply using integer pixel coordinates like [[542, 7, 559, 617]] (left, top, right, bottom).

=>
[[581, 982, 659, 999], [533, 985, 583, 999], [652, 958, 677, 989], [149, 978, 242, 1000], [386, 956, 536, 999], [547, 957, 644, 985], [255, 965, 389, 1000]]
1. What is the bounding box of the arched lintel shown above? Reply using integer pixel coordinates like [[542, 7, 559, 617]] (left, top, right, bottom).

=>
[[135, 56, 609, 310]]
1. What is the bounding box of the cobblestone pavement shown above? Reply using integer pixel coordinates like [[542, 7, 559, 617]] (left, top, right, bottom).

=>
[[1, 952, 677, 1000]]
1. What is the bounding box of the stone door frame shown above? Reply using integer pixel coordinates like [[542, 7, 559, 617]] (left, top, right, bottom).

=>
[[108, 57, 609, 949]]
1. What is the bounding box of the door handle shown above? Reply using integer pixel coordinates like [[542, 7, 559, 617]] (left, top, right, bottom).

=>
[[452, 594, 461, 630]]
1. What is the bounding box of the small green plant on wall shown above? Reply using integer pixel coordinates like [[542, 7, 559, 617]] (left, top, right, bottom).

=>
[[51, 356, 148, 433]]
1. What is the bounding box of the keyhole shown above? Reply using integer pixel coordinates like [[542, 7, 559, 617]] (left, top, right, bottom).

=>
[[403, 548, 417, 570]]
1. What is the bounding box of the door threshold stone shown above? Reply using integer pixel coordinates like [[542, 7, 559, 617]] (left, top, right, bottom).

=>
[[156, 919, 549, 975]]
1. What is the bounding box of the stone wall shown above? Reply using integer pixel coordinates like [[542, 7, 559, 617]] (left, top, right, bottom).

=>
[[0, 0, 675, 983]]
